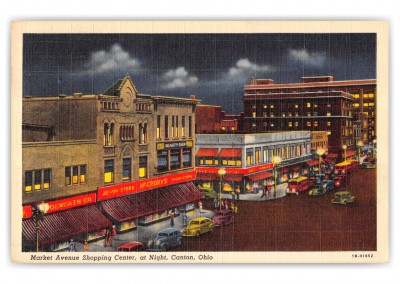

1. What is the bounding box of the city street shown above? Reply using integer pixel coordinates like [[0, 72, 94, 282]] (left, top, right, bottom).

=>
[[174, 167, 377, 252]]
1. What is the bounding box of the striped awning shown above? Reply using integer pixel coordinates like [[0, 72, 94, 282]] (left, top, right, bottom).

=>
[[196, 148, 219, 157], [247, 171, 273, 181], [305, 160, 319, 167], [219, 148, 242, 158], [101, 182, 202, 223], [196, 173, 219, 181], [22, 204, 111, 246]]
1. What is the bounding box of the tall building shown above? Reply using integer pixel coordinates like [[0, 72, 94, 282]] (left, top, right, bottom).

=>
[[22, 75, 201, 251], [195, 104, 242, 134]]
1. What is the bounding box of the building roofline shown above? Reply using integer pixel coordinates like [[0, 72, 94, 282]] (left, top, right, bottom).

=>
[[245, 79, 377, 90]]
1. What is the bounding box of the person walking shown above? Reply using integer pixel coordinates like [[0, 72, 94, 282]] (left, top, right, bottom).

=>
[[104, 228, 112, 247], [213, 198, 218, 209], [83, 240, 89, 252], [198, 201, 203, 213], [261, 184, 267, 198], [235, 186, 240, 201], [224, 199, 229, 210], [170, 213, 175, 227], [231, 191, 236, 203], [182, 212, 188, 227], [69, 239, 76, 252]]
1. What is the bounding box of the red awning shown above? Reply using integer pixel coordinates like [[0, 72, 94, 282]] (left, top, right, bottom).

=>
[[196, 173, 218, 181], [195, 148, 219, 157], [22, 204, 111, 246], [305, 160, 319, 167], [327, 153, 338, 159], [101, 182, 202, 223], [342, 150, 356, 158], [219, 148, 242, 158], [223, 175, 243, 182], [247, 171, 273, 181]]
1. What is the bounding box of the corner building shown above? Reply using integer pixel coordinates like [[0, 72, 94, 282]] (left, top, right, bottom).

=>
[[22, 76, 201, 251]]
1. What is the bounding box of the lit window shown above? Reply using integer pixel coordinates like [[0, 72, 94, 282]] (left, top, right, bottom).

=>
[[263, 105, 267, 109], [327, 131, 331, 135], [307, 121, 311, 127], [314, 104, 318, 108], [295, 104, 299, 108], [139, 156, 147, 178], [43, 169, 51, 189], [327, 121, 331, 126], [282, 113, 286, 117], [221, 126, 226, 131], [181, 116, 186, 137], [72, 166, 79, 184], [104, 160, 114, 184], [314, 121, 318, 127], [157, 115, 161, 139], [295, 122, 299, 127], [307, 103, 311, 108], [369, 103, 375, 107], [252, 112, 256, 118], [25, 171, 33, 192], [327, 112, 331, 116], [354, 103, 360, 107], [363, 103, 369, 107], [270, 105, 274, 109], [354, 94, 360, 99], [288, 121, 293, 127], [307, 112, 311, 117]]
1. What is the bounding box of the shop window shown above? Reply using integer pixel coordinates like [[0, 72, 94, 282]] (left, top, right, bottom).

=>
[[183, 148, 192, 167], [170, 149, 181, 170], [122, 158, 131, 181], [139, 156, 147, 178], [157, 151, 168, 172], [104, 160, 114, 184]]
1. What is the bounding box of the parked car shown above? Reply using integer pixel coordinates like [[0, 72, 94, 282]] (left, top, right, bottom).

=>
[[198, 187, 217, 199], [182, 217, 215, 237], [361, 162, 376, 169], [146, 227, 183, 251], [213, 209, 234, 227], [308, 185, 326, 196], [331, 191, 355, 205], [333, 175, 346, 188], [320, 180, 335, 192], [116, 241, 145, 252]]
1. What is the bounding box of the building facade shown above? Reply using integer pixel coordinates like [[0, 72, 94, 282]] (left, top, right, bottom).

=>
[[195, 131, 314, 196], [195, 104, 242, 134], [22, 76, 201, 251]]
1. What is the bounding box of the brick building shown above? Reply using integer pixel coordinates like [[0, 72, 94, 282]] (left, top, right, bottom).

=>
[[22, 75, 201, 251], [195, 104, 243, 134]]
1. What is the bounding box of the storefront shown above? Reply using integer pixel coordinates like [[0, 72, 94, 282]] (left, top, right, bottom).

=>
[[98, 171, 201, 232], [156, 140, 194, 172], [22, 193, 111, 252], [245, 171, 273, 194]]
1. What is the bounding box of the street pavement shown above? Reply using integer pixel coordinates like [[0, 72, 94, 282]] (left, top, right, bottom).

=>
[[73, 208, 214, 252]]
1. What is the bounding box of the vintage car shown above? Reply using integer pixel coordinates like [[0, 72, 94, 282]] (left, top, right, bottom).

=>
[[331, 191, 355, 205], [213, 209, 234, 227], [116, 241, 145, 252], [333, 175, 346, 188], [146, 228, 183, 251], [308, 185, 325, 196], [321, 180, 335, 192], [361, 162, 376, 169], [182, 217, 215, 237], [198, 186, 217, 199]]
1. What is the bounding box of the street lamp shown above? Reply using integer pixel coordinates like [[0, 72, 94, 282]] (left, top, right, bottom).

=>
[[342, 145, 347, 162], [272, 156, 282, 198], [357, 141, 364, 163], [217, 168, 226, 210], [316, 148, 326, 174], [31, 202, 49, 252]]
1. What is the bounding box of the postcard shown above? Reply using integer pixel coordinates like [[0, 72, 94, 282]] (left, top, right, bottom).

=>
[[11, 21, 388, 263]]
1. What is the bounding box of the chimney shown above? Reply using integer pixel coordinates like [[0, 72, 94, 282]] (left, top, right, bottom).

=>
[[250, 77, 255, 85]]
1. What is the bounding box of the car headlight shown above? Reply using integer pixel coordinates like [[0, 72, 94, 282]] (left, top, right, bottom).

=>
[[147, 240, 153, 246], [156, 240, 161, 246]]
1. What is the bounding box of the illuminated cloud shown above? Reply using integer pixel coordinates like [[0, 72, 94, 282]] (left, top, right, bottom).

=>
[[161, 67, 199, 89], [288, 49, 327, 68]]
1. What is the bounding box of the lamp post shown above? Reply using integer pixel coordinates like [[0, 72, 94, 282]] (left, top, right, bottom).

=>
[[217, 169, 226, 210], [342, 145, 347, 162], [272, 156, 282, 198], [31, 202, 49, 252], [357, 141, 364, 163], [316, 148, 326, 174]]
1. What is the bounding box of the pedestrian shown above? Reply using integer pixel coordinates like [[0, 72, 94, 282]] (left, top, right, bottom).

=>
[[198, 201, 203, 213], [224, 199, 229, 210], [104, 228, 112, 247], [170, 213, 175, 227], [261, 184, 267, 198], [182, 212, 188, 227], [235, 186, 240, 200], [213, 198, 218, 209], [231, 191, 235, 203], [83, 240, 89, 252], [69, 239, 76, 252], [267, 185, 272, 197], [111, 225, 117, 236]]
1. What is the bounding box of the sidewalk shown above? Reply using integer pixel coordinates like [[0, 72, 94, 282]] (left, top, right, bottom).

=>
[[73, 208, 214, 252], [220, 183, 288, 202]]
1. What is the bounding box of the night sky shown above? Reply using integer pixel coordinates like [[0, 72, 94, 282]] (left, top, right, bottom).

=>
[[23, 33, 376, 114]]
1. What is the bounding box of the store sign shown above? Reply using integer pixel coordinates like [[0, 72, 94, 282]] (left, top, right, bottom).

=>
[[196, 163, 273, 175], [22, 192, 97, 218], [97, 170, 196, 201], [157, 140, 193, 150]]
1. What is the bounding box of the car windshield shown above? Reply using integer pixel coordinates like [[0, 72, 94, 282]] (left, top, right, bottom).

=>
[[158, 233, 169, 237], [190, 220, 200, 225]]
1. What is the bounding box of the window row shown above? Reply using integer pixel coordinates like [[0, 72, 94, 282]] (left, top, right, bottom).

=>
[[104, 122, 148, 145], [104, 156, 148, 184], [102, 101, 119, 110], [196, 157, 242, 167], [157, 115, 192, 140], [353, 93, 375, 99], [157, 148, 192, 172], [25, 169, 51, 192], [246, 144, 310, 166], [254, 103, 333, 109], [65, 165, 87, 185]]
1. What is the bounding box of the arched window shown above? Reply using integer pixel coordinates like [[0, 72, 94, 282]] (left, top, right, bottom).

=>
[[104, 123, 109, 145]]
